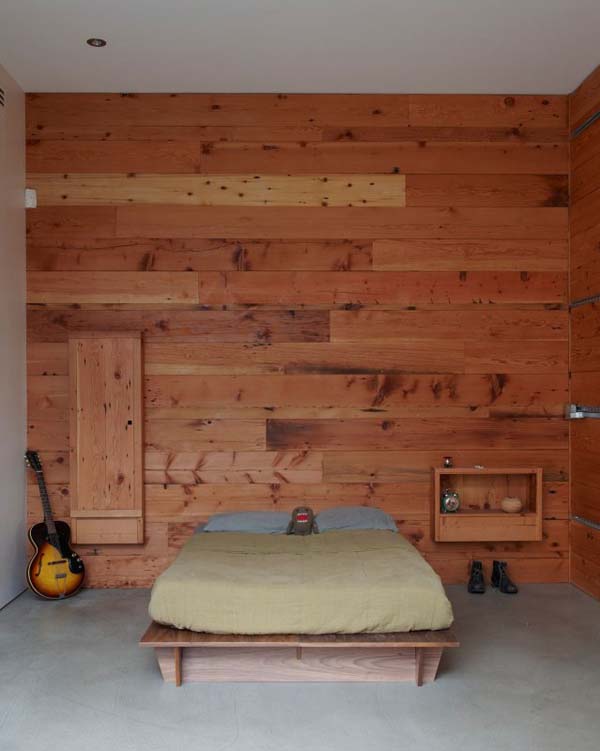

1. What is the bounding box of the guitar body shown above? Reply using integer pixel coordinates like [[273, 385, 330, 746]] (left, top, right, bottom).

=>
[[27, 521, 85, 599]]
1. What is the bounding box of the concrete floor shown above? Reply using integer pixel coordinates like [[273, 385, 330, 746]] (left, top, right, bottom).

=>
[[1, 585, 599, 751]]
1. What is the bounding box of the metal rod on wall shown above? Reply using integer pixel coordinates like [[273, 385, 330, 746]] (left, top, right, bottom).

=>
[[572, 515, 600, 532]]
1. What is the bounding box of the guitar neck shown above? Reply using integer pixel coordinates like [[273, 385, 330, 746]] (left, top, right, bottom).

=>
[[35, 472, 57, 534]]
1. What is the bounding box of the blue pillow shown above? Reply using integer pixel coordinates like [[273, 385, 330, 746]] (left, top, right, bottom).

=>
[[316, 506, 396, 533], [202, 511, 289, 534]]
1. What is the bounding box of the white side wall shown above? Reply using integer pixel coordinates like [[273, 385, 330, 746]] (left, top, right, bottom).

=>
[[0, 64, 26, 608]]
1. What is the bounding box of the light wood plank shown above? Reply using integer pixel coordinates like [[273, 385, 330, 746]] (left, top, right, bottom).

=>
[[30, 173, 407, 208]]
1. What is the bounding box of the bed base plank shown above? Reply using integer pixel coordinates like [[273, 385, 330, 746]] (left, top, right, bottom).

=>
[[141, 622, 457, 685]]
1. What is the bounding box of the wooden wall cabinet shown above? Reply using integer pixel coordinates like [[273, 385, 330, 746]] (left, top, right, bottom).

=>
[[433, 467, 543, 543], [69, 332, 143, 544]]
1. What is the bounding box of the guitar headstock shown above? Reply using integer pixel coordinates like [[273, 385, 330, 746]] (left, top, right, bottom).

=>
[[25, 450, 42, 473]]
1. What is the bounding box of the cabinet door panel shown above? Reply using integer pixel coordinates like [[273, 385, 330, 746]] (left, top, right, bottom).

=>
[[69, 332, 143, 543]]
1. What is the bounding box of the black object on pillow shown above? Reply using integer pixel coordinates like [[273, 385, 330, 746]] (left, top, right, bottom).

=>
[[286, 507, 318, 535]]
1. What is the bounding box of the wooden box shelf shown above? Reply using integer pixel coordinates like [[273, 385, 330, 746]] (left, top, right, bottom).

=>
[[433, 467, 543, 542]]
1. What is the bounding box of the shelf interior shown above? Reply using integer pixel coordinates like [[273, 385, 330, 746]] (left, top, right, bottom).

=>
[[437, 471, 538, 515]]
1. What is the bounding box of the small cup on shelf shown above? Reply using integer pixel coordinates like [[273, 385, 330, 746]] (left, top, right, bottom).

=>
[[500, 496, 523, 514]]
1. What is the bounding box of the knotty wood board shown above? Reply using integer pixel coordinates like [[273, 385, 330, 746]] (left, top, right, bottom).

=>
[[26, 92, 570, 586], [30, 173, 407, 208], [27, 238, 373, 272]]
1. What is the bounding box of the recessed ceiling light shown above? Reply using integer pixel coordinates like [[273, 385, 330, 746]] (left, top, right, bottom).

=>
[[86, 38, 107, 47]]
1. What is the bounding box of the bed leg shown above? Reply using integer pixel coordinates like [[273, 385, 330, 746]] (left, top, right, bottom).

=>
[[296, 647, 302, 660], [175, 646, 183, 687], [415, 647, 424, 687]]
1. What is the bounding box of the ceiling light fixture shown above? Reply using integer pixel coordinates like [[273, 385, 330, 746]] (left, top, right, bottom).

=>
[[86, 38, 107, 47]]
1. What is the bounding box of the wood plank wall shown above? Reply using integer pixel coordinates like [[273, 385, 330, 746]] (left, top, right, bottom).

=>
[[570, 66, 600, 600], [25, 93, 570, 587]]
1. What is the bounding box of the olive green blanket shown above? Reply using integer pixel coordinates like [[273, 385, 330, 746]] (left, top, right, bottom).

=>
[[148, 530, 454, 634]]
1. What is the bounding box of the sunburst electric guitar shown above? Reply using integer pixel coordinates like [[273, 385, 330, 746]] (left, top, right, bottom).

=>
[[25, 450, 85, 599]]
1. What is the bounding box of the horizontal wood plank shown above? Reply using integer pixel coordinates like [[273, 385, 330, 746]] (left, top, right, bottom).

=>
[[330, 309, 568, 341], [144, 373, 568, 412], [26, 93, 411, 128], [408, 95, 567, 128], [266, 418, 568, 451], [195, 271, 566, 306], [27, 238, 373, 272], [27, 271, 199, 304], [373, 239, 567, 271], [115, 205, 568, 240], [31, 173, 407, 208], [405, 174, 567, 208], [27, 140, 568, 175], [146, 419, 266, 452], [27, 309, 329, 343], [143, 341, 465, 375]]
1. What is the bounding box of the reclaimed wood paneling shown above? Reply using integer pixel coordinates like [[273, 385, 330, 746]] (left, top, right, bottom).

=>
[[569, 64, 600, 600], [26, 92, 570, 587]]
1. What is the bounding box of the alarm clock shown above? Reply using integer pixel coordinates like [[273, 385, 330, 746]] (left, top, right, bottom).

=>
[[441, 489, 460, 513]]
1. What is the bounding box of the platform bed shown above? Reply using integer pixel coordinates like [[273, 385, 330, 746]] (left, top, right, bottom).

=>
[[140, 622, 459, 686]]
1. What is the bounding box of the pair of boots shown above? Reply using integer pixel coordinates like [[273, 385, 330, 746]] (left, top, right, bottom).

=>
[[468, 560, 518, 595]]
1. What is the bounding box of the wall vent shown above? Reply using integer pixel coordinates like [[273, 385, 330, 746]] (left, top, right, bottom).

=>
[[0, 87, 4, 107]]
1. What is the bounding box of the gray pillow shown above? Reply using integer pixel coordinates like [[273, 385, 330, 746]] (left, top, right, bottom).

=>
[[202, 511, 290, 534], [316, 506, 397, 533]]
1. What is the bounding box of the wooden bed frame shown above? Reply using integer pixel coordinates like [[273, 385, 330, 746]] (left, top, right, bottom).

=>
[[140, 622, 459, 686]]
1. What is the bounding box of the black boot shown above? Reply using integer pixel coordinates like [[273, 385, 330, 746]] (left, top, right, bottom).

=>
[[491, 560, 518, 594], [468, 560, 486, 594]]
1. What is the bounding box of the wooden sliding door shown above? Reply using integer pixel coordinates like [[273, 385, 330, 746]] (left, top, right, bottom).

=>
[[569, 65, 600, 599], [69, 332, 143, 544]]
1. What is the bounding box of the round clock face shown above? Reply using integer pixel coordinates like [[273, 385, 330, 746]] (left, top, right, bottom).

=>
[[442, 491, 460, 513]]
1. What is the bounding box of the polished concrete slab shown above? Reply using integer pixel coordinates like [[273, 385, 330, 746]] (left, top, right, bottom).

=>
[[1, 584, 599, 751]]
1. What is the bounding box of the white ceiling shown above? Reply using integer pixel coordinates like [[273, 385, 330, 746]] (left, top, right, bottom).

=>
[[0, 0, 599, 94]]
